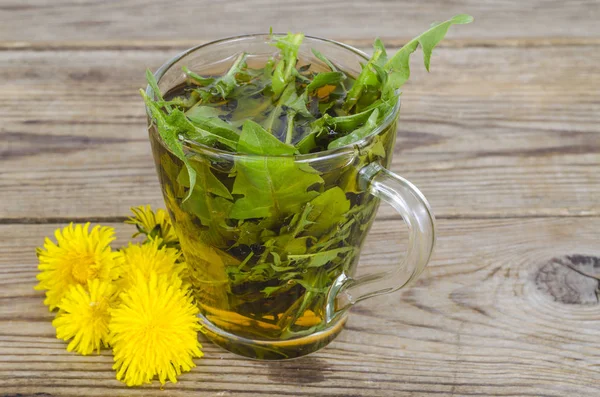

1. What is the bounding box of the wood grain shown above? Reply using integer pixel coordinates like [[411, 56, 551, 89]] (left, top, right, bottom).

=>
[[0, 0, 599, 43], [2, 217, 599, 396], [2, 1, 599, 395], [1, 45, 598, 220], [3, 37, 600, 51]]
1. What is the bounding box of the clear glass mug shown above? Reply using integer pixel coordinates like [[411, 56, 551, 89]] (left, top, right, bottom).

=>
[[146, 35, 435, 360]]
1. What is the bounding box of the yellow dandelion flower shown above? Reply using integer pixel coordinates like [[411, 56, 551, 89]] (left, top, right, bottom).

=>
[[36, 223, 121, 310], [117, 238, 184, 291], [110, 272, 203, 386], [53, 279, 117, 355], [126, 205, 178, 245]]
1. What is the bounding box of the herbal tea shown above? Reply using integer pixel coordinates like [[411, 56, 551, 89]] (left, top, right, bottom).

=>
[[152, 61, 398, 353], [144, 15, 471, 359]]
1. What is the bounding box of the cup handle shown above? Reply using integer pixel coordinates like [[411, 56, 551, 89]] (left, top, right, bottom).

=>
[[325, 162, 436, 323]]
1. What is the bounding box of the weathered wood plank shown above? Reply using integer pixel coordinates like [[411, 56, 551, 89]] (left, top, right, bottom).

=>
[[2, 218, 599, 396], [0, 0, 599, 43], [3, 37, 600, 52], [1, 45, 598, 219]]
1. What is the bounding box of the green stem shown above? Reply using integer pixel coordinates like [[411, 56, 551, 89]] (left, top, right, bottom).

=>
[[263, 83, 294, 133], [276, 290, 307, 329], [283, 34, 304, 82], [264, 105, 281, 134], [285, 110, 296, 144], [227, 52, 248, 78]]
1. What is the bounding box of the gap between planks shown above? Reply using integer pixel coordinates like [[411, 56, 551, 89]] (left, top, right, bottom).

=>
[[1, 213, 599, 225], [1, 37, 599, 52]]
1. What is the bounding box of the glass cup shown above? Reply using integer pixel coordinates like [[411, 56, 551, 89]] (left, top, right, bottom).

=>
[[146, 35, 435, 360]]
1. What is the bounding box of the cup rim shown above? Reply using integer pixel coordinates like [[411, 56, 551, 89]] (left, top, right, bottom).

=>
[[145, 33, 401, 160]]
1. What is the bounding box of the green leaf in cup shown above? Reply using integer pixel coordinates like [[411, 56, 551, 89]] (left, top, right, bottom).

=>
[[142, 16, 473, 348]]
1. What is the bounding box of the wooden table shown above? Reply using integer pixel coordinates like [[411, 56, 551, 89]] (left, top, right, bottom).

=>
[[2, 1, 599, 395]]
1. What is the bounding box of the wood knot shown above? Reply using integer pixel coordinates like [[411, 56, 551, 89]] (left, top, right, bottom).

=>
[[535, 255, 600, 305]]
